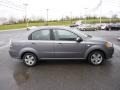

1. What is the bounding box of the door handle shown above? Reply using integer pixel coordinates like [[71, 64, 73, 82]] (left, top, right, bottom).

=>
[[57, 43, 63, 46], [31, 42, 36, 45]]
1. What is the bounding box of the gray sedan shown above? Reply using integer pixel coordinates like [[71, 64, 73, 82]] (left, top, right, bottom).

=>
[[9, 26, 114, 66]]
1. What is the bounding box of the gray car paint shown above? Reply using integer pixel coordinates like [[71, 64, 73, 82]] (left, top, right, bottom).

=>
[[53, 40, 85, 58], [9, 26, 114, 60]]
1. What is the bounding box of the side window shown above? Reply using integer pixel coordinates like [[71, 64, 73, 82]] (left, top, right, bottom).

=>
[[31, 29, 50, 40], [53, 29, 78, 41]]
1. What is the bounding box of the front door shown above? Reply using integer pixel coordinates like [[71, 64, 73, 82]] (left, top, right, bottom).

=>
[[53, 29, 85, 58]]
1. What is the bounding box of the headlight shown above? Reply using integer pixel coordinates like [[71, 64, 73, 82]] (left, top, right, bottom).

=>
[[105, 42, 113, 48]]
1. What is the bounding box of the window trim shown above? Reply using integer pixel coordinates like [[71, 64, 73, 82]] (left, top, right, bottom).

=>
[[50, 29, 55, 40], [28, 29, 51, 40]]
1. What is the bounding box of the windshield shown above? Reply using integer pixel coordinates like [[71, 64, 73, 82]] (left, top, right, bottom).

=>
[[71, 28, 92, 39]]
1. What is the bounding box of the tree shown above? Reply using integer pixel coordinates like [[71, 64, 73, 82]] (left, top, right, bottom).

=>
[[112, 14, 118, 19], [8, 16, 17, 24]]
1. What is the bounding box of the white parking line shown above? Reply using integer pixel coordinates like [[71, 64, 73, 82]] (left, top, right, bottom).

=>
[[0, 40, 10, 49], [0, 44, 9, 49], [114, 44, 120, 52], [0, 28, 25, 32]]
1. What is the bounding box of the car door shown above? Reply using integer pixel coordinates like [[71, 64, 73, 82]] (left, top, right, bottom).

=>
[[53, 29, 85, 59], [29, 29, 54, 58]]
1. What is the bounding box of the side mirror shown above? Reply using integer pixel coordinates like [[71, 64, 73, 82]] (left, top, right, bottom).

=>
[[76, 37, 83, 42]]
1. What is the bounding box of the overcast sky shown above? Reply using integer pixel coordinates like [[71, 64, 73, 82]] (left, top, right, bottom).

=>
[[0, 0, 120, 20]]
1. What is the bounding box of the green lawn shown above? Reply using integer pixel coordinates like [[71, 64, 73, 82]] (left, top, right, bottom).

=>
[[85, 18, 120, 23], [0, 20, 75, 30], [0, 23, 44, 30], [0, 18, 120, 30]]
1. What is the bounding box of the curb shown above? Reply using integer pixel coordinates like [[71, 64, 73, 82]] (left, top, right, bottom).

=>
[[114, 44, 120, 51], [0, 40, 11, 49], [0, 28, 26, 32]]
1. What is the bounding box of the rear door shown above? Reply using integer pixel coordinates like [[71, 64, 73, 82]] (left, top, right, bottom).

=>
[[29, 29, 54, 58]]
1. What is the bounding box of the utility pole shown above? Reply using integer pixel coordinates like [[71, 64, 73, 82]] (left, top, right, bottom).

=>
[[109, 16, 112, 24], [84, 8, 88, 24], [99, 0, 102, 24], [99, 10, 102, 24], [109, 11, 113, 24], [23, 3, 28, 29], [70, 12, 72, 24], [46, 9, 49, 25]]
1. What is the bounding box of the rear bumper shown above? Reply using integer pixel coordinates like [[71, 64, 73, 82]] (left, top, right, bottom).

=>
[[9, 49, 20, 59]]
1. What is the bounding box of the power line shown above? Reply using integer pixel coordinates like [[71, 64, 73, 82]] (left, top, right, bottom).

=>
[[90, 0, 102, 12], [0, 3, 25, 12], [0, 0, 25, 10], [0, 0, 24, 5], [6, 0, 25, 8], [12, 0, 24, 4], [0, 0, 26, 11]]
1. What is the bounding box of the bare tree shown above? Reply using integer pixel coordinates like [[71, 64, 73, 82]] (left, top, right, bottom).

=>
[[8, 16, 17, 24]]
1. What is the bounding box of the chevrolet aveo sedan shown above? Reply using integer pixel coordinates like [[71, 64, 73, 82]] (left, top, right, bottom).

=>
[[9, 26, 114, 66]]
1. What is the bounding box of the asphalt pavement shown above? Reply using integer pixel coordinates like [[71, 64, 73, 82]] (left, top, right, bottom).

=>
[[0, 29, 120, 90]]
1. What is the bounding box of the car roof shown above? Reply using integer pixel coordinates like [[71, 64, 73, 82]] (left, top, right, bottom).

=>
[[26, 26, 72, 36], [28, 26, 71, 32], [34, 26, 71, 30]]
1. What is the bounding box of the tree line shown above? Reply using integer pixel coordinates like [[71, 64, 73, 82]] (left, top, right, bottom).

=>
[[0, 14, 119, 25]]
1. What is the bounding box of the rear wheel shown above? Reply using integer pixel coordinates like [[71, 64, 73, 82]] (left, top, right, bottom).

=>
[[109, 28, 111, 31], [23, 53, 38, 67], [88, 51, 105, 65]]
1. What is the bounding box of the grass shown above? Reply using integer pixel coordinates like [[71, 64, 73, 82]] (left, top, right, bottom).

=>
[[0, 18, 120, 30], [0, 20, 76, 30], [85, 18, 120, 23]]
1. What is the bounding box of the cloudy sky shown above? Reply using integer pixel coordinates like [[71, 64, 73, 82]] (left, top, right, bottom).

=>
[[0, 0, 120, 20]]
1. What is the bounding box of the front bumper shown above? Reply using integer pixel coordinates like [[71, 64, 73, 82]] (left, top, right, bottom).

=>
[[105, 47, 114, 59]]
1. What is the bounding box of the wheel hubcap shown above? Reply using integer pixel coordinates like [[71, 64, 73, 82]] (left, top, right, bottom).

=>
[[24, 55, 35, 65], [91, 53, 103, 65]]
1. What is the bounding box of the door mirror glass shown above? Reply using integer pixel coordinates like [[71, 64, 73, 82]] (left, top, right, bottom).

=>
[[76, 37, 83, 42]]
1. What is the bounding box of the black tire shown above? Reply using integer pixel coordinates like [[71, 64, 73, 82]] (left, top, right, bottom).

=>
[[109, 28, 111, 31], [23, 53, 38, 67], [87, 51, 105, 65], [83, 28, 86, 31]]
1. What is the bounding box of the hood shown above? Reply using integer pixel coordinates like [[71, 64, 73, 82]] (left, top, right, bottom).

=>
[[86, 36, 106, 43]]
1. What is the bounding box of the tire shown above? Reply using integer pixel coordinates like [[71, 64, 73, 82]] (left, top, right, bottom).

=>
[[83, 28, 86, 31], [94, 28, 97, 31], [87, 51, 105, 65], [23, 53, 38, 67], [109, 28, 111, 31]]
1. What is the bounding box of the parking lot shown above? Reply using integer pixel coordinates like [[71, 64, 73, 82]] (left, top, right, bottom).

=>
[[0, 29, 120, 90]]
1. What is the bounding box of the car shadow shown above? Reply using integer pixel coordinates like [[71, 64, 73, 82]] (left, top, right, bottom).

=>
[[37, 59, 88, 66]]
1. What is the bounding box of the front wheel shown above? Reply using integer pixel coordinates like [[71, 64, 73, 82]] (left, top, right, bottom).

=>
[[94, 28, 97, 31], [87, 51, 105, 65], [23, 53, 38, 67]]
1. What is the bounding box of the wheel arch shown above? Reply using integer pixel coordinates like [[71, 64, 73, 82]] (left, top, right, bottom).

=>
[[21, 51, 38, 60], [85, 49, 106, 60], [19, 48, 39, 60]]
